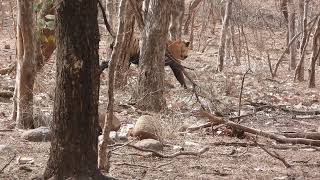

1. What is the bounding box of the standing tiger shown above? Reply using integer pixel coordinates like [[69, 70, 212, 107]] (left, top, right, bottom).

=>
[[109, 36, 190, 89]]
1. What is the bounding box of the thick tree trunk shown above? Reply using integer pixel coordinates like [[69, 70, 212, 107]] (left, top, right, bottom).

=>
[[135, 0, 170, 112], [308, 17, 320, 88], [43, 0, 103, 179], [114, 0, 135, 88], [13, 0, 36, 129], [288, 0, 297, 70], [217, 0, 232, 72], [169, 0, 185, 40]]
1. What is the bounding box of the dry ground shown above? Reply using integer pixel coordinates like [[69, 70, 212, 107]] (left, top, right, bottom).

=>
[[1, 2, 320, 180]]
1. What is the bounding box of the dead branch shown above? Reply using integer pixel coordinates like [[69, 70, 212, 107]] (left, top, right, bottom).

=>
[[266, 52, 274, 78], [255, 141, 291, 168], [113, 162, 150, 168], [200, 111, 320, 147], [280, 132, 320, 140], [237, 69, 251, 122], [127, 144, 209, 158], [186, 122, 214, 132]]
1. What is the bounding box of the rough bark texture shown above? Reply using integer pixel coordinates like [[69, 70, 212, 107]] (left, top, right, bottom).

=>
[[135, 0, 170, 112], [13, 0, 36, 129], [217, 0, 232, 72], [43, 0, 103, 179], [308, 17, 320, 88], [114, 0, 135, 88], [169, 0, 185, 40], [106, 0, 115, 33], [99, 0, 126, 171], [295, 0, 309, 81], [288, 0, 297, 70], [184, 0, 202, 35]]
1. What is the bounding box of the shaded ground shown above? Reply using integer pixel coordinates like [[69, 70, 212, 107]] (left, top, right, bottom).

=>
[[1, 1, 320, 179]]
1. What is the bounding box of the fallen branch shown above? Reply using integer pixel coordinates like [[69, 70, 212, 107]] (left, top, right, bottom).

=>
[[186, 122, 214, 132], [255, 141, 291, 168], [200, 111, 320, 147], [127, 144, 209, 158], [280, 132, 320, 140], [113, 162, 150, 169], [0, 153, 16, 173]]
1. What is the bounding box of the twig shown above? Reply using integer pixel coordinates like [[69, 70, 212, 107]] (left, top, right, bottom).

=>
[[127, 144, 209, 158], [113, 162, 150, 169], [255, 141, 291, 168], [0, 153, 16, 173], [186, 122, 213, 132], [237, 69, 251, 122]]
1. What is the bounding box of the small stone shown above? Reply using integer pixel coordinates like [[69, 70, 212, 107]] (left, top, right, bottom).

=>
[[134, 139, 163, 151], [4, 44, 10, 49], [21, 126, 51, 142]]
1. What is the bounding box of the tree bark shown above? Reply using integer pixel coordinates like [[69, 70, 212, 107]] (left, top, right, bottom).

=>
[[169, 0, 185, 40], [13, 0, 36, 129], [288, 0, 297, 70], [43, 0, 103, 179], [114, 0, 135, 88], [280, 0, 289, 45], [135, 0, 170, 112], [99, 0, 126, 170], [295, 0, 309, 81], [308, 17, 320, 88], [217, 0, 232, 72]]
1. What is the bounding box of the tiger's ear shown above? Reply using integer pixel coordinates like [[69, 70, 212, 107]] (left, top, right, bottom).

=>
[[185, 41, 190, 47]]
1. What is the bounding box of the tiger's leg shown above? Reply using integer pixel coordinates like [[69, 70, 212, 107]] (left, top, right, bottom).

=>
[[169, 64, 187, 89]]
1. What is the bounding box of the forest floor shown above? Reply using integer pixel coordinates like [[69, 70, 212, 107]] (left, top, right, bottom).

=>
[[1, 6, 320, 180]]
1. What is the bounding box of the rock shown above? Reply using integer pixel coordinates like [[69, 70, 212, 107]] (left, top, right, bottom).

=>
[[4, 44, 10, 49], [99, 113, 121, 131], [134, 139, 163, 151], [21, 127, 51, 142], [132, 115, 162, 140]]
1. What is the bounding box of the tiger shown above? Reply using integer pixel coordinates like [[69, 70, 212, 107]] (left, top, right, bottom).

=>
[[109, 36, 190, 89]]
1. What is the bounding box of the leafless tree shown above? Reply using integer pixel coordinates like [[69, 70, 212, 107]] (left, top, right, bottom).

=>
[[308, 17, 320, 88], [288, 0, 297, 70], [12, 0, 36, 129], [135, 0, 171, 112], [169, 0, 185, 40], [43, 0, 105, 178], [99, 0, 126, 170], [217, 0, 232, 72]]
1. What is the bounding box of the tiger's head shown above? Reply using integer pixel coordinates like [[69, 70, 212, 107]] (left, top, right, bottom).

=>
[[167, 40, 190, 60]]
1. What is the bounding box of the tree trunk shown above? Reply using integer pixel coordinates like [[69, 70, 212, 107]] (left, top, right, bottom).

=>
[[288, 0, 297, 70], [308, 17, 320, 88], [106, 0, 115, 31], [217, 0, 232, 72], [13, 0, 36, 129], [114, 0, 135, 88], [280, 0, 289, 45], [43, 0, 103, 179], [99, 0, 126, 171], [135, 0, 170, 112], [295, 0, 309, 81], [169, 0, 185, 40], [183, 0, 201, 35]]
